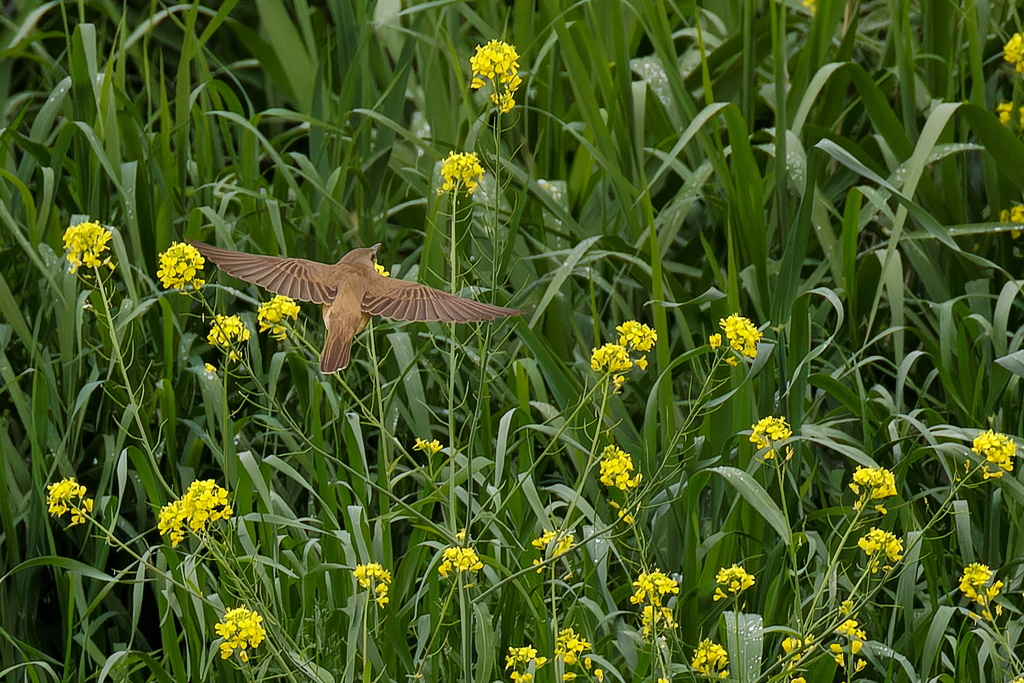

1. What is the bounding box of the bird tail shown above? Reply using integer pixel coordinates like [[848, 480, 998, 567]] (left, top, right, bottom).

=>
[[320, 331, 352, 373]]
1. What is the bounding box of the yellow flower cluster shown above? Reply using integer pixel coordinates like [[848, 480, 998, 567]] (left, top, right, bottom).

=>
[[802, 0, 816, 15], [505, 645, 547, 683], [438, 546, 484, 577], [616, 320, 657, 352], [631, 569, 679, 639], [63, 221, 115, 274], [157, 242, 205, 291], [996, 103, 1024, 131], [554, 627, 590, 666], [374, 263, 390, 277], [849, 465, 897, 514], [780, 635, 813, 671], [750, 416, 793, 460], [531, 529, 574, 572], [713, 564, 755, 601], [439, 151, 485, 196], [1000, 203, 1024, 239], [413, 438, 444, 456], [353, 562, 392, 607], [591, 321, 657, 388], [830, 619, 866, 672], [157, 479, 233, 547], [971, 429, 1016, 479], [719, 314, 762, 360], [590, 343, 633, 388], [257, 295, 300, 340], [46, 477, 95, 527], [959, 562, 1003, 621], [470, 40, 522, 113], [208, 314, 251, 362], [691, 639, 729, 679], [599, 445, 642, 492], [215, 606, 266, 662], [1005, 33, 1024, 73], [857, 528, 903, 573]]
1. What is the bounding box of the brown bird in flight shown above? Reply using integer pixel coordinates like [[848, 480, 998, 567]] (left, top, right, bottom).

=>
[[191, 241, 522, 373]]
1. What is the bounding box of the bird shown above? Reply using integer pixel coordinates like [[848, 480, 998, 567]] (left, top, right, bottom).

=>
[[190, 241, 522, 373]]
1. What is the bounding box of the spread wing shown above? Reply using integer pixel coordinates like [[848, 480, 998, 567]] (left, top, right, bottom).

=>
[[361, 276, 522, 323], [191, 241, 338, 304]]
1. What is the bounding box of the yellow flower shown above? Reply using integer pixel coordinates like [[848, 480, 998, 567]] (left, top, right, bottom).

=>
[[203, 363, 218, 380], [46, 477, 95, 527], [63, 221, 115, 273], [439, 151, 485, 196], [591, 343, 632, 375], [658, 678, 669, 683], [554, 627, 590, 666], [691, 639, 729, 679], [839, 599, 854, 616], [802, 0, 816, 15], [208, 314, 251, 362], [998, 102, 1013, 125], [835, 619, 866, 642], [438, 546, 484, 577], [750, 416, 793, 460], [832, 619, 867, 672], [158, 479, 233, 547], [849, 465, 897, 514], [157, 242, 205, 291], [506, 645, 547, 683], [215, 606, 266, 662], [630, 569, 681, 604], [506, 645, 547, 669], [858, 528, 903, 572], [1002, 204, 1024, 239], [599, 445, 642, 491], [709, 333, 722, 349], [257, 295, 300, 340], [531, 529, 574, 572], [713, 564, 755, 601], [959, 562, 1003, 618], [971, 429, 1016, 479], [1005, 33, 1024, 72], [470, 40, 522, 113], [413, 438, 444, 456], [374, 263, 390, 277], [719, 314, 762, 358], [780, 635, 813, 670], [639, 604, 678, 639], [631, 569, 679, 638], [353, 562, 392, 607], [616, 321, 657, 352]]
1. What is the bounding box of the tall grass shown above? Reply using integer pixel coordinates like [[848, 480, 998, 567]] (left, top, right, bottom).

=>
[[3, 0, 1024, 682]]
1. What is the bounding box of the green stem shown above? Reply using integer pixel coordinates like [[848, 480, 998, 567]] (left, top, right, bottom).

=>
[[93, 270, 170, 494]]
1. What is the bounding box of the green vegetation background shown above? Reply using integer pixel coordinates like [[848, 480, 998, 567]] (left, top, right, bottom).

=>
[[4, 0, 1024, 681]]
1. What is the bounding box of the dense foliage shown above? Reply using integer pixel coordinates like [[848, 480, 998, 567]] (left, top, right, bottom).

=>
[[3, 1, 1024, 682]]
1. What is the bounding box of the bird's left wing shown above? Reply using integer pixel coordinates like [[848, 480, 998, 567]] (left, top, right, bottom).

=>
[[361, 276, 522, 323], [191, 241, 338, 304]]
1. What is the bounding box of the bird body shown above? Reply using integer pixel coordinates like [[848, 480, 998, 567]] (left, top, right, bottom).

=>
[[191, 241, 521, 372]]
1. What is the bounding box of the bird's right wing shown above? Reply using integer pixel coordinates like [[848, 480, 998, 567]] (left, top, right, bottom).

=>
[[361, 276, 522, 322], [191, 241, 337, 304]]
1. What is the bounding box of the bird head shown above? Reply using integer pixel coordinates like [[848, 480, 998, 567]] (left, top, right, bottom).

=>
[[338, 243, 382, 267]]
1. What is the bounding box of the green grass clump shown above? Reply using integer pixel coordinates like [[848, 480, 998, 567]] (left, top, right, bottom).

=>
[[6, 1, 1024, 682]]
